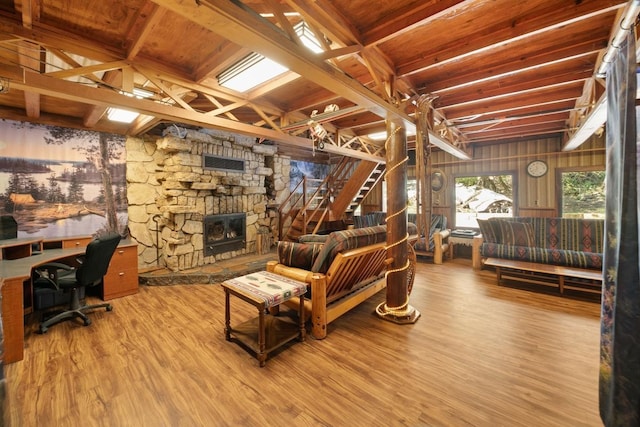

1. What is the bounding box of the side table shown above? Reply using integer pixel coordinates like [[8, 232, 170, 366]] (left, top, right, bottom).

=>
[[449, 230, 479, 260], [221, 271, 307, 367]]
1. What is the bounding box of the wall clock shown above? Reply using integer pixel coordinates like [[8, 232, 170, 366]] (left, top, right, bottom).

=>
[[526, 160, 548, 177]]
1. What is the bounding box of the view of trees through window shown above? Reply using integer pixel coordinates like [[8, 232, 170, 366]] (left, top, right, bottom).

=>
[[455, 175, 513, 228], [561, 170, 606, 218]]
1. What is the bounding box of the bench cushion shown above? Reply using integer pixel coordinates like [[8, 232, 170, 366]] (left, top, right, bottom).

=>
[[498, 221, 535, 247], [477, 219, 500, 243], [481, 242, 603, 269], [311, 225, 387, 273], [278, 241, 324, 270]]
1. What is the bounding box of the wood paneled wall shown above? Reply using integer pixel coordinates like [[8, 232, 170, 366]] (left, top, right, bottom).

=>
[[412, 134, 605, 221], [361, 133, 605, 222]]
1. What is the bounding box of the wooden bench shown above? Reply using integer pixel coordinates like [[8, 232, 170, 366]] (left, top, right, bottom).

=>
[[267, 242, 389, 339], [484, 257, 603, 296]]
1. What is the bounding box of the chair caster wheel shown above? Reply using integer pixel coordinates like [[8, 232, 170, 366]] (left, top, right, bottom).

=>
[[106, 305, 113, 312], [39, 326, 48, 334], [84, 318, 92, 327]]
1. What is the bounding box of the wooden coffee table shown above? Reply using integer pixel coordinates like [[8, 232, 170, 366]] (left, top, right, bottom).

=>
[[221, 271, 307, 367]]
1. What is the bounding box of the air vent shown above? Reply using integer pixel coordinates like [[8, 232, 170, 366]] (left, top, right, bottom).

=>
[[203, 154, 245, 172]]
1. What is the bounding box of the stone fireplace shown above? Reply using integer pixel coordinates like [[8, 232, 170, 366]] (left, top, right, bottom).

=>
[[125, 127, 292, 272]]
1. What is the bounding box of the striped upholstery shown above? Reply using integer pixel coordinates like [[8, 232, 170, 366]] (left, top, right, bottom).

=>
[[311, 225, 387, 273], [410, 214, 448, 252], [277, 241, 324, 270], [353, 211, 386, 228], [481, 217, 604, 269]]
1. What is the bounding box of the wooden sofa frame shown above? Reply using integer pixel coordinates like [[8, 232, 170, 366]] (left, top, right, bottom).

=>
[[413, 229, 451, 264], [267, 242, 389, 339]]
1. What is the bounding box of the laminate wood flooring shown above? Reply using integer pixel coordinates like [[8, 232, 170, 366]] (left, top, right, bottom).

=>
[[6, 259, 602, 426]]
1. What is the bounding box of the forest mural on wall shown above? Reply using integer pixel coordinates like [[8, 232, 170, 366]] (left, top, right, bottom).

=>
[[0, 119, 127, 238]]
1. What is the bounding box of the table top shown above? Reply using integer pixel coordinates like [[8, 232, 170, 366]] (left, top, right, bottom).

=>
[[0, 240, 137, 282], [222, 271, 307, 308]]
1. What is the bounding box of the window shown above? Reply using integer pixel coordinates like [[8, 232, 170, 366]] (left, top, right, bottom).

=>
[[406, 178, 417, 214], [455, 174, 514, 228], [560, 170, 605, 218]]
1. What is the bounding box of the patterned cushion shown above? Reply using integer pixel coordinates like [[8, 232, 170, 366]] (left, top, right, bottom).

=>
[[311, 225, 387, 273], [353, 211, 386, 228], [278, 241, 324, 270], [481, 242, 603, 270], [480, 217, 605, 270], [477, 219, 500, 243], [498, 221, 535, 247]]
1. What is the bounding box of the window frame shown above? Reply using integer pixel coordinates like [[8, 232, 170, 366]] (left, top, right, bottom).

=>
[[556, 166, 606, 218], [452, 171, 518, 229]]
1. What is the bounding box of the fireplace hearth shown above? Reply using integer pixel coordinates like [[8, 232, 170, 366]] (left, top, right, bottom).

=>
[[204, 213, 246, 257]]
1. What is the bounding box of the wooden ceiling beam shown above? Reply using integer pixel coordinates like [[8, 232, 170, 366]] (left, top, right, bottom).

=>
[[151, 0, 419, 130], [125, 2, 167, 60], [17, 40, 41, 118], [44, 60, 130, 80], [396, 1, 626, 77], [443, 81, 585, 113], [456, 110, 574, 129], [154, 0, 400, 120], [12, 71, 384, 161], [83, 70, 123, 127], [17, 0, 41, 30], [361, 0, 469, 46], [424, 36, 609, 94], [445, 93, 581, 122], [467, 128, 564, 143], [437, 68, 594, 107], [0, 15, 121, 63]]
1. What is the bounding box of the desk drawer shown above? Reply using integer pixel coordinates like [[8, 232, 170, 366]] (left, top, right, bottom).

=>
[[103, 267, 138, 300], [109, 246, 138, 271], [61, 237, 93, 249], [103, 244, 138, 300]]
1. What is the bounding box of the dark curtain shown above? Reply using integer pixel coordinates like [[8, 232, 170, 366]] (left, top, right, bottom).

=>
[[599, 30, 640, 426]]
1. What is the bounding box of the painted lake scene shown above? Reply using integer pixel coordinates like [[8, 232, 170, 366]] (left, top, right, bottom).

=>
[[0, 119, 128, 238]]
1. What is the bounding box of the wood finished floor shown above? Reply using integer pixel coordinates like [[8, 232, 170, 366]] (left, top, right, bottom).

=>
[[7, 258, 603, 427]]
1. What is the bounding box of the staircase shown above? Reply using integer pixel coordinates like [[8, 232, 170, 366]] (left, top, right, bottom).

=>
[[279, 157, 385, 242]]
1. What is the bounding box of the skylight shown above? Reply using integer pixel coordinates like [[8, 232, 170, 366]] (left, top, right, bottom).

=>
[[218, 53, 288, 93], [217, 20, 323, 93], [107, 108, 139, 123], [106, 88, 154, 124]]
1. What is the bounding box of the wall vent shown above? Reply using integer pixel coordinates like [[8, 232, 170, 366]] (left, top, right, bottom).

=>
[[203, 154, 245, 172]]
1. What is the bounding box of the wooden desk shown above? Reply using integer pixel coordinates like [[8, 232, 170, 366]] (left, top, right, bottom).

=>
[[0, 239, 138, 364], [0, 237, 43, 260]]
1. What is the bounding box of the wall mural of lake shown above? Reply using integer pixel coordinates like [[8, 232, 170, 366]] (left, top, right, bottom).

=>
[[0, 119, 128, 238]]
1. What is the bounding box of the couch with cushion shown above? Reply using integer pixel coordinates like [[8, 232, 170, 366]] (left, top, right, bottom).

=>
[[267, 223, 417, 339], [472, 216, 604, 270]]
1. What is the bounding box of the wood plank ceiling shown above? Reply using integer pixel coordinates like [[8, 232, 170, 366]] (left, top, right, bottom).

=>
[[0, 0, 631, 162]]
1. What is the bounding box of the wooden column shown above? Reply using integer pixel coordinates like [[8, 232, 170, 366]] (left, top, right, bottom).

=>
[[376, 117, 420, 324]]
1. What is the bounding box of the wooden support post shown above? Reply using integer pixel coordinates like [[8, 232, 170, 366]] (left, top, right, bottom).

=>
[[376, 116, 420, 324]]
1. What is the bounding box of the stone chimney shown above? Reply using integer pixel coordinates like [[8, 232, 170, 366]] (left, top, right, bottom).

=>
[[125, 127, 290, 272]]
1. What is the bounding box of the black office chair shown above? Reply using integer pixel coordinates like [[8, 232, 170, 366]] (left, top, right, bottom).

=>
[[33, 232, 122, 333]]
